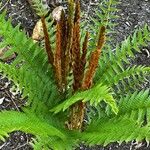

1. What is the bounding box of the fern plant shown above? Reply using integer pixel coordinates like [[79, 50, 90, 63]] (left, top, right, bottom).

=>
[[0, 0, 150, 149]]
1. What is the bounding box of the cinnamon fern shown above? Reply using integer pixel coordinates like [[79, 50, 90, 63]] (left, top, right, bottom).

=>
[[0, 0, 150, 149]]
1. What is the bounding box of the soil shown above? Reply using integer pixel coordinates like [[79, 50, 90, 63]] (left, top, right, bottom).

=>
[[0, 0, 150, 149]]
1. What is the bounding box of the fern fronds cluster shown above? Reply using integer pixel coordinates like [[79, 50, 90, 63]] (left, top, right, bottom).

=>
[[82, 90, 150, 146], [0, 0, 150, 149], [95, 24, 150, 95]]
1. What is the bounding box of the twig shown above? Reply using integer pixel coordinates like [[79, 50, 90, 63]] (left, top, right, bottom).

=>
[[0, 143, 6, 149], [14, 133, 31, 150], [143, 48, 150, 58], [5, 90, 20, 111], [14, 142, 28, 150], [0, 0, 10, 12]]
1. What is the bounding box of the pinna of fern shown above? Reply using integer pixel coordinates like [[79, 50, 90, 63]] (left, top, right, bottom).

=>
[[0, 0, 150, 149]]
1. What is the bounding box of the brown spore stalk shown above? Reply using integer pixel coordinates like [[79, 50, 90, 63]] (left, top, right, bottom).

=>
[[41, 16, 54, 67]]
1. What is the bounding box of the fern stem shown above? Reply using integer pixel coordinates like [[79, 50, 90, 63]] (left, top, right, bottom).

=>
[[54, 22, 63, 91], [68, 0, 86, 131], [72, 5, 82, 91], [82, 26, 106, 89], [54, 10, 68, 92], [69, 101, 85, 130], [60, 11, 68, 92], [80, 31, 89, 81], [41, 16, 54, 67], [68, 26, 106, 130], [66, 0, 75, 73], [68, 32, 89, 131]]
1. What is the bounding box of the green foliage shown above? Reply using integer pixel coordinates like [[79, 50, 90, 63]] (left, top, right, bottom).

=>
[[51, 83, 118, 114], [0, 11, 60, 111], [82, 90, 150, 146], [29, 0, 50, 16], [0, 110, 65, 139], [0, 0, 150, 149], [86, 0, 120, 52], [95, 24, 150, 96], [0, 110, 77, 150]]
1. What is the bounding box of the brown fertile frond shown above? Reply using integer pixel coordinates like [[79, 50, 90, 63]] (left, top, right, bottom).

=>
[[68, 0, 86, 131], [65, 0, 75, 76], [69, 101, 85, 130], [72, 24, 82, 91], [60, 11, 68, 91], [72, 0, 82, 92], [70, 27, 102, 129], [82, 26, 106, 90], [67, 0, 75, 26], [54, 10, 67, 92], [97, 26, 106, 51], [74, 0, 80, 23], [54, 21, 62, 91], [82, 50, 100, 89], [80, 31, 89, 81], [41, 16, 54, 66]]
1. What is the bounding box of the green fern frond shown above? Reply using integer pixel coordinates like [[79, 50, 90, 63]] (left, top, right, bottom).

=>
[[46, 18, 56, 49], [0, 11, 60, 110], [0, 60, 59, 112], [31, 135, 78, 150], [93, 0, 120, 27], [51, 83, 118, 114], [30, 138, 46, 150], [0, 11, 52, 76], [98, 65, 150, 93], [0, 110, 78, 150], [87, 0, 120, 52], [95, 25, 150, 91], [0, 111, 65, 139], [28, 0, 49, 16], [81, 90, 150, 146], [31, 137, 51, 150]]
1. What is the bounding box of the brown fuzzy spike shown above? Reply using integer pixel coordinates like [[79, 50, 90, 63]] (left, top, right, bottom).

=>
[[60, 11, 68, 91], [68, 0, 86, 131], [80, 31, 89, 81], [74, 0, 80, 23], [72, 0, 81, 91], [54, 22, 62, 91], [72, 23, 82, 91], [69, 26, 105, 130], [82, 26, 106, 90], [54, 10, 67, 92], [41, 16, 54, 66], [82, 50, 100, 89], [97, 26, 106, 51], [65, 0, 75, 77]]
